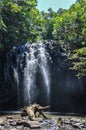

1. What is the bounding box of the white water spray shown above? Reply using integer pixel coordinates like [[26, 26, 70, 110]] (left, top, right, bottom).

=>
[[23, 46, 37, 104], [13, 68, 20, 107], [23, 43, 50, 105], [38, 43, 50, 105]]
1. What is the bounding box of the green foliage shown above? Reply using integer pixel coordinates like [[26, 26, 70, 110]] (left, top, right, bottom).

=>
[[0, 0, 41, 49], [69, 47, 86, 77], [53, 0, 86, 50]]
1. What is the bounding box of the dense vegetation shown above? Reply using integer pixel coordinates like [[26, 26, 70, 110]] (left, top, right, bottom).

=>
[[0, 0, 86, 77]]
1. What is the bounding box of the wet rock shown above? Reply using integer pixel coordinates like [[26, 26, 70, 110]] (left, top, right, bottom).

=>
[[72, 122, 81, 129], [35, 117, 43, 122], [22, 116, 28, 120], [0, 117, 7, 125], [10, 128, 17, 130], [10, 121, 17, 126], [69, 117, 86, 129], [57, 117, 63, 125], [40, 118, 60, 130], [17, 120, 41, 129], [80, 124, 86, 128], [0, 125, 3, 130], [49, 126, 59, 130], [7, 116, 14, 119], [51, 117, 58, 126], [16, 125, 24, 130], [64, 118, 70, 124], [26, 121, 41, 129], [70, 118, 81, 123], [61, 124, 66, 129], [1, 128, 7, 130], [7, 119, 14, 122]]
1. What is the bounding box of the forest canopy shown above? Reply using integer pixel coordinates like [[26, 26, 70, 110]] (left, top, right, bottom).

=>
[[0, 0, 86, 77]]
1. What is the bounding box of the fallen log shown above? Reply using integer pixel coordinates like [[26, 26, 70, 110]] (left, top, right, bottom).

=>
[[21, 103, 50, 121]]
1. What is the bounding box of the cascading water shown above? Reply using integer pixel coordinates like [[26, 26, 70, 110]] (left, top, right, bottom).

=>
[[23, 43, 51, 105], [4, 42, 51, 108], [23, 45, 37, 104], [38, 43, 50, 105], [13, 68, 19, 107]]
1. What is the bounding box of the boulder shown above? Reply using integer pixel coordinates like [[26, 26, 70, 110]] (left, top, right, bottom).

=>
[[26, 121, 41, 129], [17, 120, 41, 129]]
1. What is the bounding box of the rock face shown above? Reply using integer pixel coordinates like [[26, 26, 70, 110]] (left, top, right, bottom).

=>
[[0, 50, 18, 110], [0, 41, 86, 114]]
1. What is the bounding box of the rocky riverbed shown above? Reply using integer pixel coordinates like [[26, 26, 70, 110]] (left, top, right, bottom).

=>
[[0, 113, 86, 130]]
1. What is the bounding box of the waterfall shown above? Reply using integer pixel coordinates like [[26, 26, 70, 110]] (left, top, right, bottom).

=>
[[4, 42, 51, 107], [13, 68, 20, 107], [38, 43, 50, 105], [23, 43, 51, 105], [3, 41, 86, 113], [23, 46, 37, 104]]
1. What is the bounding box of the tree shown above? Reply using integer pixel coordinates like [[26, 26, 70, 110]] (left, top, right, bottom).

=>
[[69, 47, 86, 77], [0, 0, 41, 50]]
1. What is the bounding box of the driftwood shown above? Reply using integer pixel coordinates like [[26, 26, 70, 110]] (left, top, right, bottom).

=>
[[21, 103, 49, 121]]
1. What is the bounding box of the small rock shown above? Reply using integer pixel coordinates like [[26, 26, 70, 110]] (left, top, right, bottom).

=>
[[64, 119, 70, 124], [82, 120, 86, 124], [24, 127, 29, 130], [82, 129, 86, 130], [17, 125, 24, 130], [72, 122, 81, 129], [0, 125, 4, 129], [7, 116, 14, 119], [61, 125, 65, 129], [10, 128, 17, 130], [26, 121, 41, 129], [1, 128, 7, 130], [10, 121, 17, 126], [70, 118, 81, 123], [0, 117, 7, 125], [22, 116, 28, 120], [35, 118, 43, 122], [17, 120, 41, 129], [80, 124, 86, 128], [57, 117, 63, 125]]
